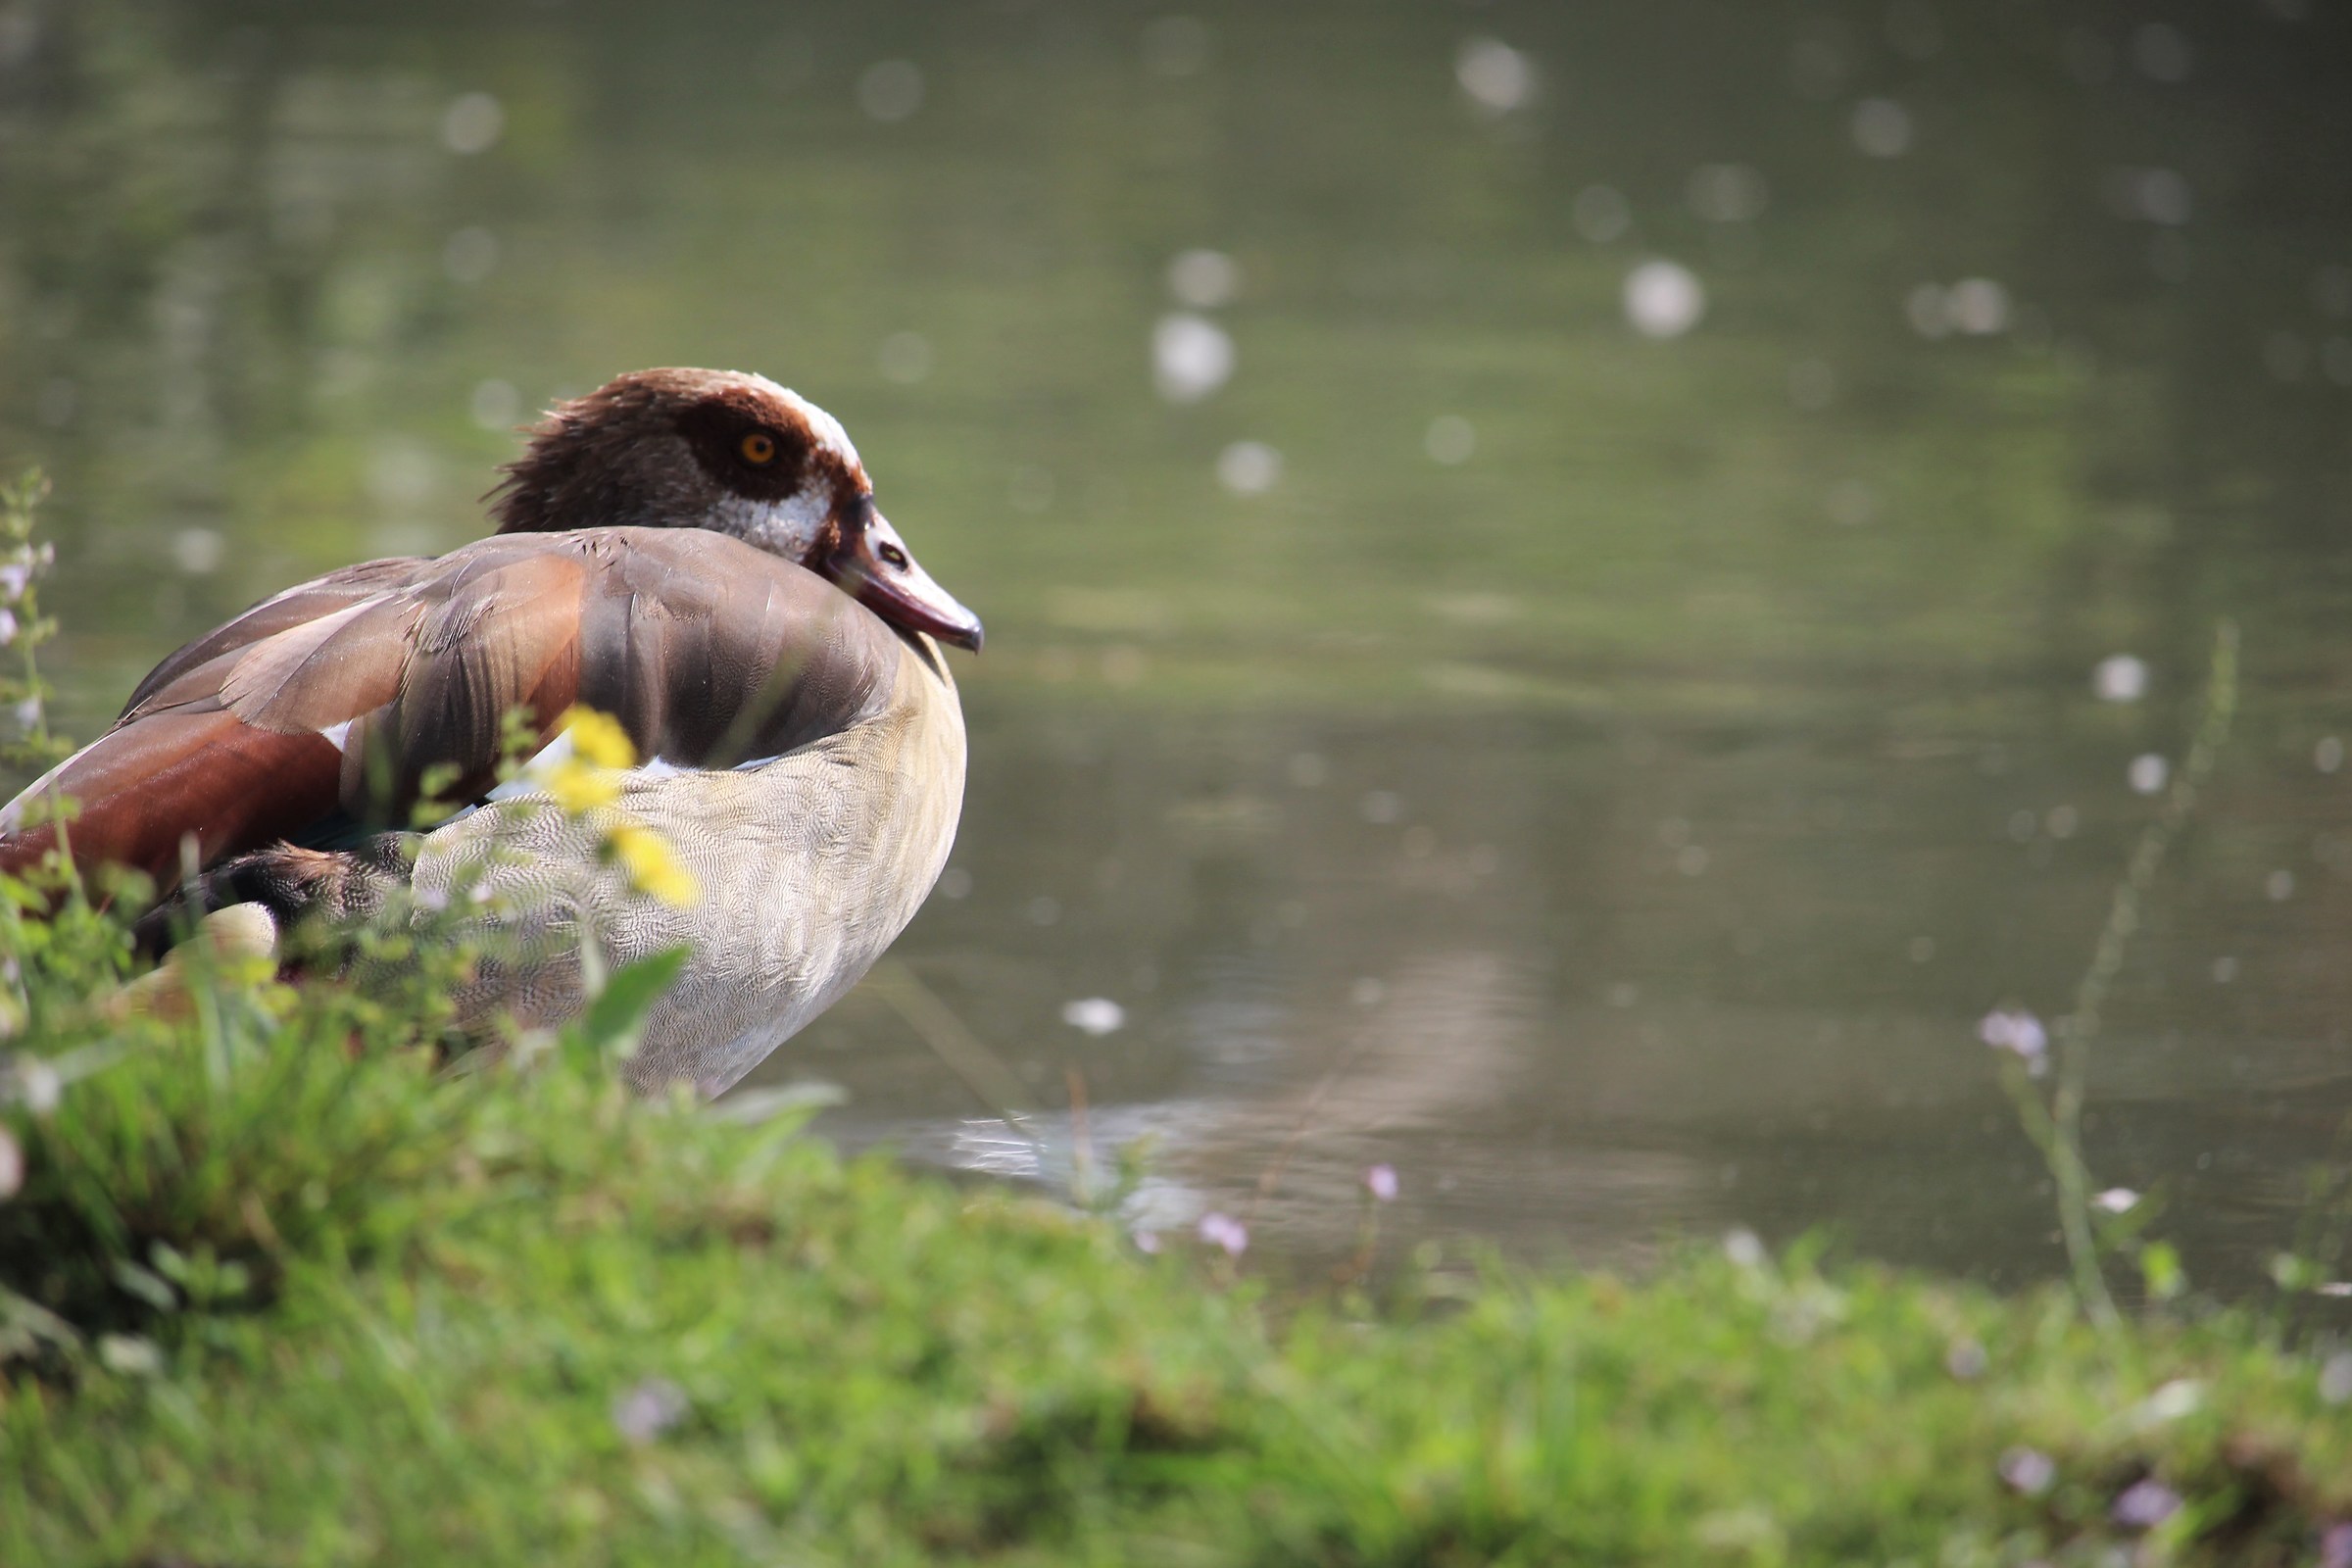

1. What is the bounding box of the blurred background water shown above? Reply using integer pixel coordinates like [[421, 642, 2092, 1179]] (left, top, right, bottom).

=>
[[3, 0, 2350, 1295]]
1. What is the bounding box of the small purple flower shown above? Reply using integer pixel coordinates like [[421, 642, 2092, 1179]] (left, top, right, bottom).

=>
[[1980, 1009, 2049, 1077], [611, 1376, 689, 1446], [2110, 1477, 2181, 1531], [0, 609, 18, 646], [1198, 1211, 1249, 1257], [1998, 1446, 2056, 1496], [2092, 1188, 2140, 1215], [0, 562, 28, 602], [2319, 1522, 2352, 1568], [1131, 1228, 1161, 1254], [1365, 1163, 1398, 1202]]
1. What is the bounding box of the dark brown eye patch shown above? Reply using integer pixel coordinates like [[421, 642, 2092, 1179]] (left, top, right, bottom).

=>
[[677, 394, 812, 499]]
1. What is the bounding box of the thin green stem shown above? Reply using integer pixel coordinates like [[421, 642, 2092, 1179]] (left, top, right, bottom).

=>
[[866, 958, 1041, 1150], [2049, 619, 2237, 1331]]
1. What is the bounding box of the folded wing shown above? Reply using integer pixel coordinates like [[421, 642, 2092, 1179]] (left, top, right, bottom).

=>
[[0, 529, 902, 892]]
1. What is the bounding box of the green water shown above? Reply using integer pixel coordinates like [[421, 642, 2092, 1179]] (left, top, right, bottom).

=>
[[4, 0, 2351, 1292]]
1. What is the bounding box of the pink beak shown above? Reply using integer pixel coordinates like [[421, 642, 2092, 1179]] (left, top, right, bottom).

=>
[[825, 506, 984, 653]]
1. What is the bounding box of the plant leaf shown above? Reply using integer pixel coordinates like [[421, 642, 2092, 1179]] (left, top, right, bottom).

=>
[[564, 946, 690, 1069]]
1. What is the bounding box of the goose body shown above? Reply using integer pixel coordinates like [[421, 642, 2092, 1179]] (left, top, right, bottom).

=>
[[0, 368, 982, 1095], [416, 622, 962, 1094]]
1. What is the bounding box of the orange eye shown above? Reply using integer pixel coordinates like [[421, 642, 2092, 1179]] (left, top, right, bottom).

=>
[[739, 431, 778, 466]]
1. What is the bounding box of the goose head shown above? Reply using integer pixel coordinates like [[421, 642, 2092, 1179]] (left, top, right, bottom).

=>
[[488, 367, 983, 651]]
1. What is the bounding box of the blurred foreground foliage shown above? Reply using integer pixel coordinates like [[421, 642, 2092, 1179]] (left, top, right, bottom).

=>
[[0, 877, 2348, 1567]]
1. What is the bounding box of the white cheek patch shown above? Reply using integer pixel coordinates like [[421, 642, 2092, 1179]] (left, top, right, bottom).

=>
[[710, 489, 830, 560]]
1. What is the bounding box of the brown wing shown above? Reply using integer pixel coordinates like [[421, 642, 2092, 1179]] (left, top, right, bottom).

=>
[[118, 556, 435, 718], [0, 529, 902, 894]]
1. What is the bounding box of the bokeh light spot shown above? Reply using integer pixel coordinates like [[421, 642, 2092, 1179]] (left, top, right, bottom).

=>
[[1624, 261, 1705, 338]]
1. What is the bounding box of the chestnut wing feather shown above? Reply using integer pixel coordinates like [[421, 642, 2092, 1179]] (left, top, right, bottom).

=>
[[1, 529, 901, 893], [120, 557, 435, 719]]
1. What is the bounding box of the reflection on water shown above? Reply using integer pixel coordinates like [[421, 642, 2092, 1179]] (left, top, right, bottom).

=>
[[810, 707, 2352, 1292], [3, 0, 2350, 1297]]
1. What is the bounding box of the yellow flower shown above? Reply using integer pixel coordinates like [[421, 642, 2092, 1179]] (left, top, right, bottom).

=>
[[557, 705, 637, 770], [609, 821, 700, 907], [545, 759, 620, 815]]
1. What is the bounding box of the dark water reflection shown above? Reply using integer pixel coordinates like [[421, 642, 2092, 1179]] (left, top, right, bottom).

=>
[[820, 700, 2352, 1293], [2, 0, 2350, 1297]]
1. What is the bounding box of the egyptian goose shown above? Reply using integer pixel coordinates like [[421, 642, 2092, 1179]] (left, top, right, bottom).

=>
[[0, 368, 981, 1095]]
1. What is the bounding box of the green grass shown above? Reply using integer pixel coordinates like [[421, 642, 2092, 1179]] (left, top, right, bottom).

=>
[[2, 881, 2350, 1567]]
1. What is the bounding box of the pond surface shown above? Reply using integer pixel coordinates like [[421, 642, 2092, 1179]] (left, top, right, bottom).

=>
[[4, 0, 2351, 1296]]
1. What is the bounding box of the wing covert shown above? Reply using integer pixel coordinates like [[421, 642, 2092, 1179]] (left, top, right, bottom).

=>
[[1, 528, 905, 893]]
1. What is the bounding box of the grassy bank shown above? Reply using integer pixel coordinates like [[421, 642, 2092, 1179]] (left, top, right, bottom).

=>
[[2, 888, 2349, 1567]]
